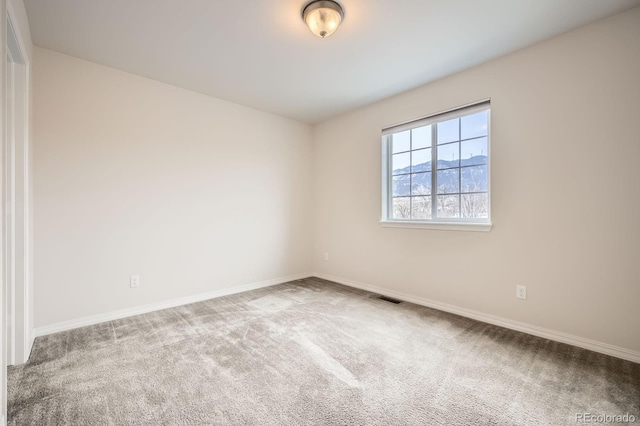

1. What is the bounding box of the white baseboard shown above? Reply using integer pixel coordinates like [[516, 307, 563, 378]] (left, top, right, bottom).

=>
[[33, 273, 312, 338], [13, 331, 36, 365], [27, 329, 35, 359], [31, 271, 640, 364], [313, 272, 640, 364]]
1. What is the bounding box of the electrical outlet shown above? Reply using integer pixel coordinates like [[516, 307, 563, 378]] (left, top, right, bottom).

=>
[[516, 285, 527, 300], [130, 275, 140, 288], [323, 253, 329, 262]]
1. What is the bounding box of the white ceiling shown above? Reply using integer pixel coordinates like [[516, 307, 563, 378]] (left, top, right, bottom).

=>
[[24, 0, 640, 123]]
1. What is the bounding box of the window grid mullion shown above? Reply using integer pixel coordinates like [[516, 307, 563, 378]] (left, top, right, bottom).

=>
[[431, 125, 437, 219], [388, 135, 393, 219], [409, 131, 413, 219], [392, 190, 487, 198], [458, 118, 462, 218]]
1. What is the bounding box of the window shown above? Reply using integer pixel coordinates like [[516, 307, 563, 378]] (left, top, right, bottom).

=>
[[381, 101, 491, 231]]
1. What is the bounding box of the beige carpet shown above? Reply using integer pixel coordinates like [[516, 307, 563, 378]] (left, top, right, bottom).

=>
[[8, 278, 640, 425]]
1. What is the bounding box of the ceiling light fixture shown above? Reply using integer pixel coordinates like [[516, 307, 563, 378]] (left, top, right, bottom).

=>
[[302, 0, 344, 38]]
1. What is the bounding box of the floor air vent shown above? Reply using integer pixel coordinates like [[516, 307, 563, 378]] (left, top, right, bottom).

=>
[[378, 295, 402, 304]]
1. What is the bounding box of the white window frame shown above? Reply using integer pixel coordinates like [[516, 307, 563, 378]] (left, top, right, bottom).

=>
[[381, 100, 492, 232]]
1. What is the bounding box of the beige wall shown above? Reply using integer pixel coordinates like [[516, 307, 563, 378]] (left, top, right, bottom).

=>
[[312, 8, 640, 353], [32, 7, 640, 356], [33, 48, 313, 326]]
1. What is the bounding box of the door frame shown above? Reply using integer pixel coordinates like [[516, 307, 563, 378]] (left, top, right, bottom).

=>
[[5, 3, 31, 368]]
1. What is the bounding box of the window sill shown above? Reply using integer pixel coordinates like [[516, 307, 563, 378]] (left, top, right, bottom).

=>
[[380, 220, 492, 232]]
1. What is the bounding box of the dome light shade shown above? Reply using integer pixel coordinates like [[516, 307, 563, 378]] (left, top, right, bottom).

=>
[[302, 1, 344, 38]]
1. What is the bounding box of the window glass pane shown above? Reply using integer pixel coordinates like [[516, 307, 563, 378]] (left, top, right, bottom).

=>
[[461, 193, 488, 218], [392, 152, 410, 175], [437, 169, 459, 194], [437, 195, 460, 218], [392, 197, 411, 219], [461, 137, 487, 166], [411, 196, 432, 219], [461, 110, 488, 140], [392, 130, 410, 153], [411, 148, 431, 172], [392, 175, 410, 197], [437, 118, 459, 144], [412, 125, 431, 150], [461, 165, 488, 192], [411, 172, 431, 196], [437, 143, 459, 169]]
